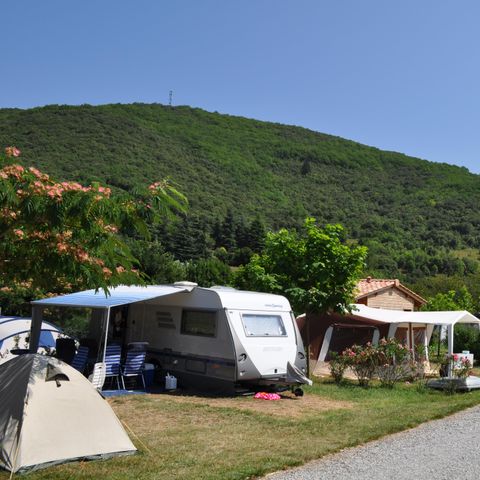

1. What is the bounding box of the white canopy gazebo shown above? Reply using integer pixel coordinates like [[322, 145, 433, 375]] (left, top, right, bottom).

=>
[[350, 304, 480, 359]]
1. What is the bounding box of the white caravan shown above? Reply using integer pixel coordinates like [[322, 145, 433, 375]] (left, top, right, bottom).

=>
[[29, 283, 310, 394]]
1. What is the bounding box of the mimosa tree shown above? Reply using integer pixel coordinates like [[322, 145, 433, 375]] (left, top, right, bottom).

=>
[[0, 146, 186, 312]]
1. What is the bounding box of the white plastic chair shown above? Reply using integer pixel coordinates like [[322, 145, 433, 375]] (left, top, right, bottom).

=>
[[88, 362, 106, 390]]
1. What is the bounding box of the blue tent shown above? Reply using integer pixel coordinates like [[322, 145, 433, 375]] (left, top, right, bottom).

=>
[[0, 316, 61, 356]]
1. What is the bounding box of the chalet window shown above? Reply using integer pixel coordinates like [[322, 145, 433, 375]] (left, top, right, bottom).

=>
[[181, 310, 216, 337], [241, 314, 287, 337]]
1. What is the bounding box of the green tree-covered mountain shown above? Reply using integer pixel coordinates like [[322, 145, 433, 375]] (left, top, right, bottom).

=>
[[1, 103, 479, 283]]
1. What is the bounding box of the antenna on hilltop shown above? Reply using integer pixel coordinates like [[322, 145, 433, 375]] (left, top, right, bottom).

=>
[[169, 90, 173, 106]]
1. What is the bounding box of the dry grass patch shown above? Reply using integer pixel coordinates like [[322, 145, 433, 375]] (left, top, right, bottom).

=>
[[125, 390, 352, 418]]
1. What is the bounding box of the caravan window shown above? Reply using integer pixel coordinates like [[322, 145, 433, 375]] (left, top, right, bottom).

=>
[[181, 310, 217, 337], [241, 314, 287, 337]]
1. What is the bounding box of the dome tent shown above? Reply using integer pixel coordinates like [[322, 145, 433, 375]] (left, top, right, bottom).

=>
[[0, 316, 61, 361], [0, 354, 136, 473]]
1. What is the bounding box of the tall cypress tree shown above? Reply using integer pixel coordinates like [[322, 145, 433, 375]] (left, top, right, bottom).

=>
[[247, 218, 266, 252], [218, 210, 237, 251], [170, 215, 209, 261]]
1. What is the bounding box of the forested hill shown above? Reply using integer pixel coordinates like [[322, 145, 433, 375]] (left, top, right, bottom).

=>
[[1, 103, 480, 282]]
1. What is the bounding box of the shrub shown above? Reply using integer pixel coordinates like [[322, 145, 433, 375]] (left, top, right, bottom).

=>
[[439, 354, 473, 394], [375, 338, 412, 388], [342, 343, 378, 387], [454, 324, 480, 361], [441, 354, 473, 379], [336, 338, 413, 388], [328, 352, 348, 384]]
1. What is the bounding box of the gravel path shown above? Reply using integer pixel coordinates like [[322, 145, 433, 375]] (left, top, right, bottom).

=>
[[265, 405, 480, 480]]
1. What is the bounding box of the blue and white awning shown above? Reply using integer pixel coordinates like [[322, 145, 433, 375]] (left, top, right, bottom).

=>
[[31, 285, 193, 309]]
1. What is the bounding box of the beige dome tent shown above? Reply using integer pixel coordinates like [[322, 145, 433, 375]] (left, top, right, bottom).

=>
[[0, 354, 136, 473]]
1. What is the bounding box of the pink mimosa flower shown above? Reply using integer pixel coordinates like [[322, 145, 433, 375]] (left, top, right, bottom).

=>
[[5, 146, 21, 157]]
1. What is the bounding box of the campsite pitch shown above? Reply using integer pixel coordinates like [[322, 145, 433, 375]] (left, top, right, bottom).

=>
[[2, 381, 480, 480], [153, 389, 352, 418]]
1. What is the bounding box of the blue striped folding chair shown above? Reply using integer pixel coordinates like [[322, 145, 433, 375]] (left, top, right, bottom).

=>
[[121, 351, 146, 390], [104, 345, 122, 389], [71, 346, 89, 374]]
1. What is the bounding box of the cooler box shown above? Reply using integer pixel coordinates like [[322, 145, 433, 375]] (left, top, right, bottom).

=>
[[144, 363, 155, 387]]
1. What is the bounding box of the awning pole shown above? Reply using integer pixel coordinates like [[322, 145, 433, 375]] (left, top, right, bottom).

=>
[[408, 323, 414, 358], [437, 325, 441, 358], [447, 324, 454, 356], [29, 305, 44, 353], [423, 323, 429, 363], [387, 324, 398, 339], [102, 307, 111, 363], [447, 324, 454, 377]]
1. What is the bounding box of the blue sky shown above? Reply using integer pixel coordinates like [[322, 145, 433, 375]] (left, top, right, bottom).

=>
[[3, 1, 480, 173]]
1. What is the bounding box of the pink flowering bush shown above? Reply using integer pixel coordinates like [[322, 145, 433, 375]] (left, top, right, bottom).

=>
[[0, 145, 186, 302], [341, 343, 378, 387], [335, 338, 412, 388], [375, 338, 412, 388], [438, 354, 473, 394], [442, 354, 472, 379]]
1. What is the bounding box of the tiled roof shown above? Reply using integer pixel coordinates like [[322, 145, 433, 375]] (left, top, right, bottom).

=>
[[355, 277, 427, 305], [356, 278, 397, 296]]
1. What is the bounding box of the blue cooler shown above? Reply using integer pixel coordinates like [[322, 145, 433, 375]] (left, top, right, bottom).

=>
[[144, 363, 155, 387]]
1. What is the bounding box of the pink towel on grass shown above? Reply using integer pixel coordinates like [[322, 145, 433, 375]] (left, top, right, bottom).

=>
[[254, 392, 281, 400]]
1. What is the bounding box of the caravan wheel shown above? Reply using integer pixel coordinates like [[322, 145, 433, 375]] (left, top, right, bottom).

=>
[[293, 387, 304, 397]]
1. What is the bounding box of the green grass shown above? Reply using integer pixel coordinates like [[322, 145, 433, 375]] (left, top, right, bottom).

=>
[[5, 379, 480, 480]]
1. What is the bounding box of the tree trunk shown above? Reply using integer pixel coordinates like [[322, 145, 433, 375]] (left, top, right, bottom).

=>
[[305, 313, 311, 378]]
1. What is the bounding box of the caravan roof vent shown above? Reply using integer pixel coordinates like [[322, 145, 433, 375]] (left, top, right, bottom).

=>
[[173, 281, 198, 288]]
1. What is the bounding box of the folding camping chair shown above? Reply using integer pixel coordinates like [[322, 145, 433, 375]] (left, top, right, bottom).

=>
[[88, 362, 106, 390], [121, 350, 146, 390], [71, 346, 89, 374], [104, 345, 122, 389]]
